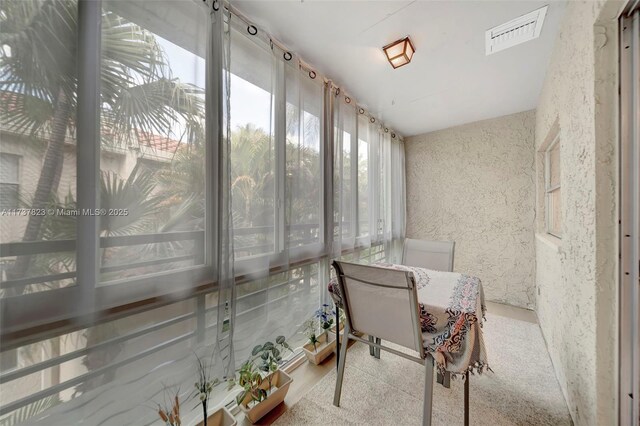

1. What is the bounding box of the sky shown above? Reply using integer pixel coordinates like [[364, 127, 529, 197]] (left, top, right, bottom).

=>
[[157, 37, 273, 133]]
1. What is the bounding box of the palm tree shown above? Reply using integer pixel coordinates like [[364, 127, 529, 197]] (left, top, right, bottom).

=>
[[228, 119, 322, 254], [230, 123, 274, 230], [0, 0, 204, 284]]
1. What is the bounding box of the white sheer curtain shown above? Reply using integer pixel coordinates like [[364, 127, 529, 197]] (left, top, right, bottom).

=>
[[389, 136, 406, 263], [332, 91, 358, 255], [227, 18, 326, 363], [0, 0, 407, 423], [0, 1, 236, 424]]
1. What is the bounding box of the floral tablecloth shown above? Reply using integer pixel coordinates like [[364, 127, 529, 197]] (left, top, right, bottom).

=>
[[329, 263, 489, 377]]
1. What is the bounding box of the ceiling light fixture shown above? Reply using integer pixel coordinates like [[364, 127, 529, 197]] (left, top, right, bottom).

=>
[[383, 36, 415, 69]]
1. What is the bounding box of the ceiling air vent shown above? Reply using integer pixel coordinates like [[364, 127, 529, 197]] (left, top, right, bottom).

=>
[[485, 5, 548, 55]]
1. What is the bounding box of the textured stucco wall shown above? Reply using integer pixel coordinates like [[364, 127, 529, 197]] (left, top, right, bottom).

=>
[[534, 1, 620, 424], [405, 110, 536, 309]]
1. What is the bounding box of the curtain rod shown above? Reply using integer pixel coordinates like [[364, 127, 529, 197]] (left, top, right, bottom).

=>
[[209, 0, 404, 141]]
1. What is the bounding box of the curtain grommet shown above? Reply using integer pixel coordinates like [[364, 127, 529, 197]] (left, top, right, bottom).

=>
[[283, 52, 292, 61], [212, 0, 220, 10], [359, 108, 365, 114], [248, 25, 258, 36], [309, 70, 317, 79], [345, 96, 351, 104], [335, 88, 341, 96], [385, 128, 389, 133], [391, 132, 396, 138], [370, 117, 375, 123]]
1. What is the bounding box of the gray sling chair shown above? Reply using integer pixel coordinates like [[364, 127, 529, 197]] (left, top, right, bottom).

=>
[[368, 239, 456, 387], [331, 260, 438, 426]]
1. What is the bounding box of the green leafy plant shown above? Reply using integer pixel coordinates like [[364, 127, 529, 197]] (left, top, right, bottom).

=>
[[228, 336, 292, 408]]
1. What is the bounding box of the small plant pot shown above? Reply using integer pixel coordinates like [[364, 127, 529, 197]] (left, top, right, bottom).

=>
[[195, 406, 236, 426], [239, 370, 293, 424], [302, 331, 337, 365]]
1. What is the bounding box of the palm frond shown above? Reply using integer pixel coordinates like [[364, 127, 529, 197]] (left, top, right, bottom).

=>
[[0, 395, 60, 426]]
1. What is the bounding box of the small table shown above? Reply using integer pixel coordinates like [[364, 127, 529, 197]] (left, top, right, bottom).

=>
[[328, 263, 489, 377]]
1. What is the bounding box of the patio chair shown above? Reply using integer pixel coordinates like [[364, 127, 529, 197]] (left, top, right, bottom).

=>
[[402, 238, 455, 272], [368, 239, 455, 384], [401, 238, 455, 388], [331, 260, 437, 426]]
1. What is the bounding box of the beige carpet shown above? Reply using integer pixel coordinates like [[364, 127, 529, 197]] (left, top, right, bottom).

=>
[[275, 311, 572, 425]]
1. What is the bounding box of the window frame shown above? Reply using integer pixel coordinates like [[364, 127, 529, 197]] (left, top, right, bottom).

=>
[[0, 0, 218, 339], [0, 153, 20, 210], [544, 134, 561, 238]]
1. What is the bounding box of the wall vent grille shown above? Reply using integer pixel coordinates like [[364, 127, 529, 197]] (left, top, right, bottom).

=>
[[485, 6, 548, 55]]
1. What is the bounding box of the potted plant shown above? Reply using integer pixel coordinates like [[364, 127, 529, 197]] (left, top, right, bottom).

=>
[[228, 336, 293, 424], [316, 304, 334, 332], [192, 353, 236, 426], [302, 318, 337, 365]]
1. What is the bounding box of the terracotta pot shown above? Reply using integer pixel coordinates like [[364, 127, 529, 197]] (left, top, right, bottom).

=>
[[239, 370, 293, 424], [195, 406, 236, 426], [302, 331, 337, 365]]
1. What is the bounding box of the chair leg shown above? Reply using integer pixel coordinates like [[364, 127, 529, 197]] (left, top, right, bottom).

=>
[[374, 337, 381, 359], [335, 310, 340, 370], [422, 354, 435, 426], [368, 335, 375, 356], [333, 333, 350, 407], [464, 370, 469, 426]]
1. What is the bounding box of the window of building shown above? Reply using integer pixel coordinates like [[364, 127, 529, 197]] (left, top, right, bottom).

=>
[[544, 135, 561, 237], [0, 349, 17, 372], [0, 153, 19, 209]]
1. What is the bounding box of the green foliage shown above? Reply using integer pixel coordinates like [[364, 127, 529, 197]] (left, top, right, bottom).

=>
[[228, 335, 292, 407]]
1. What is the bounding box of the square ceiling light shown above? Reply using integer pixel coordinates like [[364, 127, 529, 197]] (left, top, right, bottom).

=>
[[383, 36, 415, 69]]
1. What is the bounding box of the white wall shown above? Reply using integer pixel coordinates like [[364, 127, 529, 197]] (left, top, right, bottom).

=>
[[534, 1, 621, 424], [405, 110, 536, 309]]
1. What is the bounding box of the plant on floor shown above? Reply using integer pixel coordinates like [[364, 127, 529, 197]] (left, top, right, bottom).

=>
[[229, 336, 292, 408], [156, 386, 182, 426], [315, 304, 334, 331], [193, 353, 221, 426]]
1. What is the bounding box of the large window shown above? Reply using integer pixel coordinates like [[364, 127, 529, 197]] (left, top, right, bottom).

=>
[[285, 67, 323, 253], [0, 2, 405, 423], [99, 3, 209, 284], [1, 1, 217, 422], [0, 0, 79, 307], [544, 134, 561, 238], [334, 102, 357, 243], [229, 32, 276, 259]]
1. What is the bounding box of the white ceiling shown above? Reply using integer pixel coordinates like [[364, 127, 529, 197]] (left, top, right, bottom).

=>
[[233, 0, 566, 136]]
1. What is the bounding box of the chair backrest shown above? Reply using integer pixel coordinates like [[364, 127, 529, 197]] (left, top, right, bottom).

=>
[[332, 260, 425, 357], [402, 239, 455, 272]]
